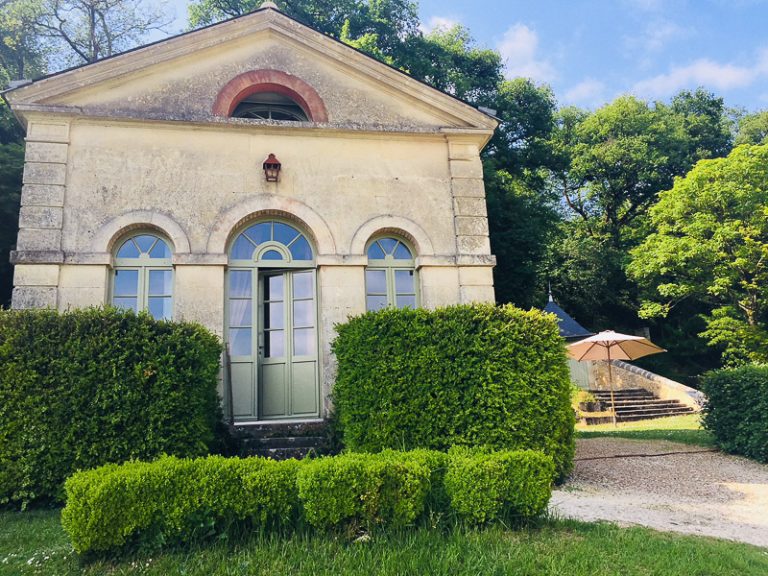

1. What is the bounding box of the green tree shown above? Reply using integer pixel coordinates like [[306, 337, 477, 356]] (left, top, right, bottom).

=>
[[546, 92, 734, 330], [189, 0, 419, 61], [482, 79, 558, 307], [0, 0, 48, 83], [735, 110, 768, 145], [629, 144, 768, 365], [33, 0, 170, 65]]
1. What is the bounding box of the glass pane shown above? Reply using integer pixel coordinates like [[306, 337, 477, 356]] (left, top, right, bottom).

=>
[[229, 299, 252, 327], [114, 269, 138, 296], [293, 300, 313, 328], [394, 243, 412, 259], [378, 238, 398, 256], [265, 275, 284, 300], [229, 328, 252, 356], [261, 249, 284, 261], [273, 222, 300, 246], [265, 330, 285, 358], [231, 235, 255, 259], [366, 295, 388, 312], [134, 235, 157, 254], [367, 242, 385, 259], [366, 270, 387, 294], [395, 270, 414, 293], [265, 302, 284, 329], [244, 223, 271, 245], [148, 270, 172, 296], [113, 297, 138, 313], [290, 236, 313, 260], [229, 270, 252, 298], [116, 239, 140, 258], [148, 297, 172, 320], [293, 328, 315, 356], [292, 272, 313, 299], [149, 239, 171, 259], [396, 295, 416, 309]]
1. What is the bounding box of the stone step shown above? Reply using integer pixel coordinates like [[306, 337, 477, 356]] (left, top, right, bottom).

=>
[[617, 404, 694, 413], [584, 409, 695, 425], [589, 390, 655, 398], [231, 420, 327, 439], [244, 446, 324, 460], [606, 401, 691, 409], [243, 435, 327, 449], [616, 411, 695, 422]]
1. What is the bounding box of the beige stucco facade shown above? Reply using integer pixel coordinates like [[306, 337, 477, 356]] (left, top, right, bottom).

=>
[[6, 6, 497, 420]]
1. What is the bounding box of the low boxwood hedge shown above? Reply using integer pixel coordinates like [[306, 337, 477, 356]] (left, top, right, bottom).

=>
[[0, 307, 222, 507], [700, 364, 768, 462], [62, 449, 556, 555], [62, 456, 303, 554], [445, 448, 555, 524], [331, 304, 575, 478]]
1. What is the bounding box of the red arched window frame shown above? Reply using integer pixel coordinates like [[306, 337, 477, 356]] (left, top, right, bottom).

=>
[[212, 69, 328, 122]]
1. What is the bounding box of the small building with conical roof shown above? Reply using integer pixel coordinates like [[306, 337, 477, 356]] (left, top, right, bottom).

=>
[[543, 292, 593, 387]]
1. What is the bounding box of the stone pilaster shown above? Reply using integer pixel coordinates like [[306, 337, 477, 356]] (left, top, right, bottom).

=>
[[447, 137, 496, 303], [11, 120, 69, 309]]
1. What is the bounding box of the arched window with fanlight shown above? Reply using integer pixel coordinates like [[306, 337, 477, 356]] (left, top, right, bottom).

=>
[[365, 236, 418, 311], [226, 219, 319, 422], [112, 233, 173, 320]]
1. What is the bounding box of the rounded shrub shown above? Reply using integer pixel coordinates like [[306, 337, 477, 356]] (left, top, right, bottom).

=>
[[444, 448, 555, 524], [331, 304, 575, 478], [700, 364, 768, 462], [296, 452, 431, 530], [0, 307, 222, 506]]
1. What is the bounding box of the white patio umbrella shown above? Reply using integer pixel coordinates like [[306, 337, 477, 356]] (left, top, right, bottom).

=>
[[567, 330, 665, 426]]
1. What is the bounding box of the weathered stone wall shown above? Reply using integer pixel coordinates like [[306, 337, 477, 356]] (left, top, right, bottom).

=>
[[12, 120, 69, 309], [11, 114, 496, 416]]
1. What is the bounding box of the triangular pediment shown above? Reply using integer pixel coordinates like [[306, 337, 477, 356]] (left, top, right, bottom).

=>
[[5, 7, 497, 134]]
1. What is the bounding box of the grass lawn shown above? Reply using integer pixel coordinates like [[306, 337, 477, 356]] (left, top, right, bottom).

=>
[[576, 413, 716, 447], [2, 509, 767, 575]]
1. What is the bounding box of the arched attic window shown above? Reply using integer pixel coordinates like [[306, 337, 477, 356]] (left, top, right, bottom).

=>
[[212, 70, 329, 122], [232, 92, 309, 121]]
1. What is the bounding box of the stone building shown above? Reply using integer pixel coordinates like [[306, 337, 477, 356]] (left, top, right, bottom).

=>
[[4, 4, 497, 424]]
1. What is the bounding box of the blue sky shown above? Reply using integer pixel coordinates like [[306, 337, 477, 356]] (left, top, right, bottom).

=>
[[164, 0, 768, 111]]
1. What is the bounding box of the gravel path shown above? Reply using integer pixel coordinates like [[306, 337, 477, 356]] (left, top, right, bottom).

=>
[[550, 438, 768, 548]]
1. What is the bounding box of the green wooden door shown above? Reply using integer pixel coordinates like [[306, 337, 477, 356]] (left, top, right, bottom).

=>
[[228, 268, 319, 421]]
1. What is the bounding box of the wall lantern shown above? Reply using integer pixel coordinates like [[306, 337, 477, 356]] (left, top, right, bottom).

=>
[[263, 153, 281, 182]]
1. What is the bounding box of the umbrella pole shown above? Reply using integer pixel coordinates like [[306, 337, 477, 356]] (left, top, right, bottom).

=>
[[607, 347, 617, 427]]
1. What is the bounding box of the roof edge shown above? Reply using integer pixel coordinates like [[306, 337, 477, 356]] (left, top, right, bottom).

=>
[[5, 6, 498, 132]]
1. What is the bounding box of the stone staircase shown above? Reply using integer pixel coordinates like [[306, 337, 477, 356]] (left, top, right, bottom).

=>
[[230, 420, 336, 460], [582, 388, 696, 425]]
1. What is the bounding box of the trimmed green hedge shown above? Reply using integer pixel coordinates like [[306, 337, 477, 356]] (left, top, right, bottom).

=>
[[700, 365, 768, 462], [62, 456, 302, 553], [331, 304, 575, 478], [445, 448, 555, 524], [62, 449, 555, 555], [0, 308, 222, 506]]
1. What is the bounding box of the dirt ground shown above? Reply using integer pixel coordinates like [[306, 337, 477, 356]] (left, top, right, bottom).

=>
[[550, 438, 768, 548]]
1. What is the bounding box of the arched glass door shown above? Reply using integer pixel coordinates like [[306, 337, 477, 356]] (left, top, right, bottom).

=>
[[227, 220, 319, 421]]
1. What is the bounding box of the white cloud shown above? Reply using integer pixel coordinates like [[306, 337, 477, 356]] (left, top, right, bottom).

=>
[[563, 79, 607, 106], [497, 23, 556, 82], [420, 16, 460, 34], [631, 56, 766, 98], [640, 20, 689, 52]]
